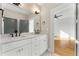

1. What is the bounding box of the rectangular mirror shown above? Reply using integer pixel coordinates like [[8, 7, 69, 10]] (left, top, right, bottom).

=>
[[4, 17, 17, 34], [19, 20, 29, 33]]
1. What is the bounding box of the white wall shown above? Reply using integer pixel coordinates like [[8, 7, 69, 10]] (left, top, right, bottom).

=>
[[40, 7, 49, 34]]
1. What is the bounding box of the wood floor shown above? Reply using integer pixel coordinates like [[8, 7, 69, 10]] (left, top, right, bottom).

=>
[[54, 36, 75, 56]]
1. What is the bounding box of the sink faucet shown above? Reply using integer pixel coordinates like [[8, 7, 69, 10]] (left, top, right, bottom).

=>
[[10, 33, 14, 37]]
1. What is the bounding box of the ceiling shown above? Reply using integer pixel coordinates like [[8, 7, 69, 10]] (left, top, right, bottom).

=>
[[19, 3, 62, 15], [20, 3, 61, 11], [20, 3, 40, 13], [37, 3, 60, 9]]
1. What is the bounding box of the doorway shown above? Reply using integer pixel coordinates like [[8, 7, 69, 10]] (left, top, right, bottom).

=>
[[51, 3, 76, 56]]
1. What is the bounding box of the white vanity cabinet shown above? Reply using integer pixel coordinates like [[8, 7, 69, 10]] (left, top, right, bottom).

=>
[[1, 35, 48, 56], [2, 38, 32, 56], [2, 38, 31, 53]]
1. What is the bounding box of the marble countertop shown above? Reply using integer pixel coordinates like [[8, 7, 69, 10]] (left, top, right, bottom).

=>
[[0, 34, 46, 44]]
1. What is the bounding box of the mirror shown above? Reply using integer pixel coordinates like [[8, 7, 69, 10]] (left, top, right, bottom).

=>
[[3, 17, 34, 34], [19, 19, 34, 33], [19, 20, 29, 33], [4, 17, 17, 34]]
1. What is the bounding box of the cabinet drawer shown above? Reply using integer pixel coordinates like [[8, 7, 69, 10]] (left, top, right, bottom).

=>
[[2, 39, 31, 53]]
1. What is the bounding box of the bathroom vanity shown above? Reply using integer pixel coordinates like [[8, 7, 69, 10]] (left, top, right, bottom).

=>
[[0, 34, 48, 56]]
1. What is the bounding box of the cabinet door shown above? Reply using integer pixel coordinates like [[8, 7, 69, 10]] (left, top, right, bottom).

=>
[[20, 44, 31, 56], [31, 37, 40, 56], [2, 44, 31, 56], [27, 44, 31, 56], [40, 36, 48, 55]]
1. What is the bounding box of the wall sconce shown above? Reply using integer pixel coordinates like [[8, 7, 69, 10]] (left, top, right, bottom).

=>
[[33, 7, 40, 15], [35, 11, 39, 14]]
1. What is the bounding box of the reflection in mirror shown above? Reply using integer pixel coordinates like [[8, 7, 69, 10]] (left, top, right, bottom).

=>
[[3, 17, 34, 34], [19, 20, 29, 33], [4, 17, 17, 34], [19, 19, 34, 33]]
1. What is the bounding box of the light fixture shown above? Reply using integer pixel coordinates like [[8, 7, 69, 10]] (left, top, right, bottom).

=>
[[13, 3, 21, 6], [35, 11, 39, 14], [32, 6, 40, 14]]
